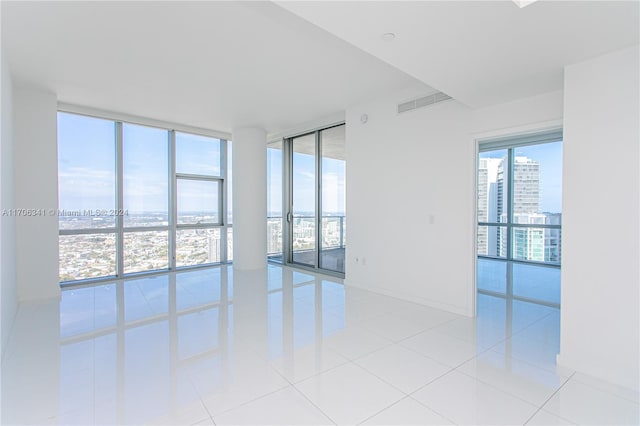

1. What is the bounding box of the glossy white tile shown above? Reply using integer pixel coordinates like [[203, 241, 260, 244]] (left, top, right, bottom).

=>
[[192, 417, 216, 426], [57, 408, 95, 426], [571, 371, 639, 404], [195, 353, 291, 416], [514, 311, 561, 344], [339, 297, 390, 323], [143, 400, 212, 426], [355, 344, 452, 393], [270, 344, 349, 383], [295, 363, 405, 425], [356, 312, 431, 342], [2, 264, 634, 426], [543, 378, 640, 425], [412, 371, 538, 425], [476, 295, 556, 333], [457, 350, 568, 405], [492, 333, 568, 376], [430, 316, 509, 349], [213, 386, 334, 425], [525, 409, 576, 425], [323, 323, 393, 360], [361, 397, 453, 425], [400, 329, 486, 367]]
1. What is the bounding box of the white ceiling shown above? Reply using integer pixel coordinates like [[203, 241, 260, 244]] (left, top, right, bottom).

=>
[[278, 0, 640, 108], [1, 1, 424, 134], [3, 1, 637, 134]]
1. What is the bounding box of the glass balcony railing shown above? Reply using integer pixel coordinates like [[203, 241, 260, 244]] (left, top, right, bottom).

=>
[[321, 216, 346, 250], [266, 215, 346, 258], [267, 217, 283, 257]]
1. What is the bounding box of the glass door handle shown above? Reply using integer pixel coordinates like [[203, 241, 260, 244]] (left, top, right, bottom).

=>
[[286, 212, 293, 223]]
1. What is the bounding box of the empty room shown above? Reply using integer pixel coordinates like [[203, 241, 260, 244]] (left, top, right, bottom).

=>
[[0, 1, 638, 425]]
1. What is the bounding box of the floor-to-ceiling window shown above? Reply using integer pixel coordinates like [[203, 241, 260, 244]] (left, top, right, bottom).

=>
[[267, 123, 346, 276], [477, 130, 562, 307], [319, 125, 346, 272], [58, 113, 118, 281], [267, 140, 284, 262], [58, 111, 232, 283], [226, 141, 233, 261], [123, 124, 170, 273], [291, 133, 318, 267], [175, 132, 223, 267]]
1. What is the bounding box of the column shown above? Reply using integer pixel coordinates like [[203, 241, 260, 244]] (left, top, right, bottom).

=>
[[14, 85, 60, 301], [231, 127, 267, 270]]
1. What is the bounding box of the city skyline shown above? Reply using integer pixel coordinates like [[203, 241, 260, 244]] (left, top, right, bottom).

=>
[[479, 142, 562, 214], [478, 142, 562, 264]]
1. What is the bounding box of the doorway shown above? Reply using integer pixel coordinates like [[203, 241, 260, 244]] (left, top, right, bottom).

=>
[[477, 130, 563, 307], [268, 124, 346, 276]]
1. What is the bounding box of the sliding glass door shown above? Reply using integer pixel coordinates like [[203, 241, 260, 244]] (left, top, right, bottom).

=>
[[291, 133, 317, 267], [319, 125, 346, 272], [267, 141, 284, 262], [268, 124, 345, 276]]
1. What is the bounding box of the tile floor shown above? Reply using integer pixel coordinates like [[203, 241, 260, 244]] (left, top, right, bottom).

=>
[[2, 264, 638, 425]]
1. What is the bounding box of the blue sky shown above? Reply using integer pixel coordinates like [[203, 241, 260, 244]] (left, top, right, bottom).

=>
[[58, 112, 116, 211], [58, 112, 223, 213], [59, 112, 345, 219], [267, 147, 346, 216], [63, 113, 563, 218]]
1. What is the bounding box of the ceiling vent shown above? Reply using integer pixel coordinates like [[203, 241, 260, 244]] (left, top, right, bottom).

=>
[[397, 91, 452, 114]]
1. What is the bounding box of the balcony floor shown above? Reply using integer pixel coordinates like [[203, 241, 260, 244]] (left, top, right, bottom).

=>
[[293, 247, 345, 273], [270, 247, 346, 274]]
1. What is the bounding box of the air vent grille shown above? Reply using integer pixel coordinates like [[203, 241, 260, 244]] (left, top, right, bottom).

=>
[[397, 91, 452, 114]]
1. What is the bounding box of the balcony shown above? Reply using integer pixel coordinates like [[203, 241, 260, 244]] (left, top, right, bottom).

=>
[[267, 216, 346, 273]]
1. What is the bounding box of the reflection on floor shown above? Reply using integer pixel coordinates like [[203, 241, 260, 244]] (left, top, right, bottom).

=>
[[2, 264, 638, 425], [478, 258, 561, 305]]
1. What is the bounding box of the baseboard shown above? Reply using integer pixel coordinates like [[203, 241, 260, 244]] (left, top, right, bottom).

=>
[[343, 278, 473, 317]]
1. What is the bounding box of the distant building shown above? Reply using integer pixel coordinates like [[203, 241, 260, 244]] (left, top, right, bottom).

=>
[[208, 233, 221, 263], [477, 155, 562, 263], [543, 213, 562, 263], [267, 218, 283, 255], [497, 156, 540, 258], [477, 157, 502, 256]]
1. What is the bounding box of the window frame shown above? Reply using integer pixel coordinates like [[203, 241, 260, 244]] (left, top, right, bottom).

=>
[[476, 130, 563, 308], [273, 122, 346, 278], [477, 131, 563, 267], [58, 110, 232, 285]]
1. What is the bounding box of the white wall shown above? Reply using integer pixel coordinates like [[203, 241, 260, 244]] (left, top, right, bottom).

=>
[[558, 46, 639, 391], [344, 87, 565, 317], [13, 85, 60, 302], [1, 51, 18, 356], [345, 85, 475, 316], [471, 90, 563, 137]]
